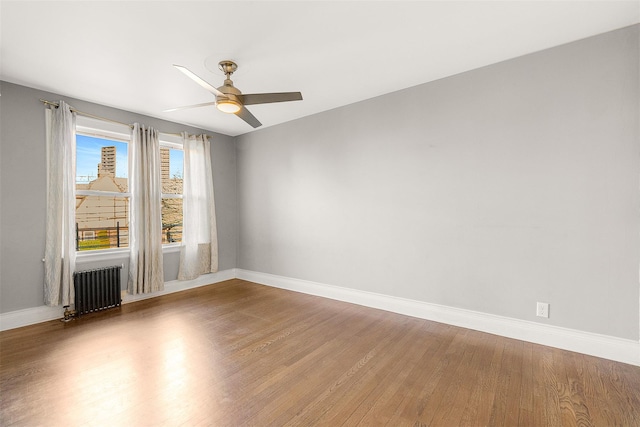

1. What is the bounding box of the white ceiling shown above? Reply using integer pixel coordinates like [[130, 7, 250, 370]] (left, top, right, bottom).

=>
[[1, 1, 638, 137]]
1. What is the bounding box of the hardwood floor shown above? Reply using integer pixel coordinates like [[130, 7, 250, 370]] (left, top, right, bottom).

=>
[[1, 279, 639, 426]]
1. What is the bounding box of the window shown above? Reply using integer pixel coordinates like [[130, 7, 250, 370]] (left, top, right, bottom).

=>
[[160, 142, 184, 244], [75, 122, 130, 252], [75, 117, 184, 252]]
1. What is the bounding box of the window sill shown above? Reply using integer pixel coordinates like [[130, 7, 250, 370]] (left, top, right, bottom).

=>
[[163, 244, 182, 254], [76, 248, 129, 264]]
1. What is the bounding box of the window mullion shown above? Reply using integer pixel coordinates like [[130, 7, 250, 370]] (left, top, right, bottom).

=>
[[77, 190, 131, 198], [160, 193, 183, 199]]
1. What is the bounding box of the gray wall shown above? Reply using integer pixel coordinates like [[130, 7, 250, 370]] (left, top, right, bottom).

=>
[[1, 26, 638, 342], [0, 82, 237, 313], [236, 25, 639, 340]]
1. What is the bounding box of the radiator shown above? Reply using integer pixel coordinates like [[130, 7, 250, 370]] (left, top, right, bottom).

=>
[[73, 266, 122, 316]]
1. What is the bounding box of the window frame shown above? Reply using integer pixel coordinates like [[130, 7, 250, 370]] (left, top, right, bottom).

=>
[[75, 117, 131, 257]]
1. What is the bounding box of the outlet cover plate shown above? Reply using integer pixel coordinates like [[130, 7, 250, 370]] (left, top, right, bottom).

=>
[[536, 302, 549, 318]]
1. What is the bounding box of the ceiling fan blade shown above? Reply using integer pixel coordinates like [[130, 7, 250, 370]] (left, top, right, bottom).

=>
[[235, 106, 262, 128], [239, 92, 303, 105], [173, 65, 224, 97], [163, 101, 216, 113]]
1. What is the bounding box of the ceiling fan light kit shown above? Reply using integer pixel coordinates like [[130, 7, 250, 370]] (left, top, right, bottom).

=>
[[170, 60, 303, 128], [216, 98, 241, 114]]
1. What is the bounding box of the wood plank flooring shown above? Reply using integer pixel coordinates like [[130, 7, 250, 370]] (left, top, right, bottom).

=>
[[1, 279, 639, 426]]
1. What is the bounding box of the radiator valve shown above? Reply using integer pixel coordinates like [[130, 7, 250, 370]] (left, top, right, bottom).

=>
[[61, 305, 77, 322]]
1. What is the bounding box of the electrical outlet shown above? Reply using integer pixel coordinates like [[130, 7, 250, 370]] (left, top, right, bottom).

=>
[[536, 302, 549, 318]]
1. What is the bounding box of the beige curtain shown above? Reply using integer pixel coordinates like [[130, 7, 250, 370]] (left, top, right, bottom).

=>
[[178, 133, 218, 280], [128, 123, 164, 294], [44, 101, 77, 306]]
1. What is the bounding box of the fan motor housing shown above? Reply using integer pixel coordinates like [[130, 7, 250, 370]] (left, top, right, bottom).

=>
[[216, 82, 241, 106], [217, 82, 241, 96]]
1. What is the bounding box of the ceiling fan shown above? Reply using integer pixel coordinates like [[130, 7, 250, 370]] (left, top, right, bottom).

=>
[[166, 60, 303, 128]]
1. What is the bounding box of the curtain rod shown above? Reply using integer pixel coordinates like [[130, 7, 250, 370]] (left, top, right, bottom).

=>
[[39, 99, 207, 139]]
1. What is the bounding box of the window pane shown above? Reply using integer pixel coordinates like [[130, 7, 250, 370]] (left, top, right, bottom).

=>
[[75, 195, 129, 250], [161, 147, 183, 194], [162, 198, 183, 244], [76, 135, 128, 192]]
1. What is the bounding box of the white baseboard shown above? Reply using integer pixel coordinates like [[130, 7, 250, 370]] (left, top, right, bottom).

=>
[[236, 269, 640, 366], [0, 305, 63, 331], [0, 269, 237, 332]]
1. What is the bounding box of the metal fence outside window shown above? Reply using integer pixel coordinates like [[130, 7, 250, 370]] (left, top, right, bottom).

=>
[[76, 222, 182, 251]]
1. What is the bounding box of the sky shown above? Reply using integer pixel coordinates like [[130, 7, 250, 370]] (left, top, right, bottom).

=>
[[76, 135, 183, 183]]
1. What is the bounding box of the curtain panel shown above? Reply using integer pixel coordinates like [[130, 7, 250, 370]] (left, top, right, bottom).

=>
[[44, 101, 77, 306], [178, 133, 218, 280], [128, 123, 164, 294]]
